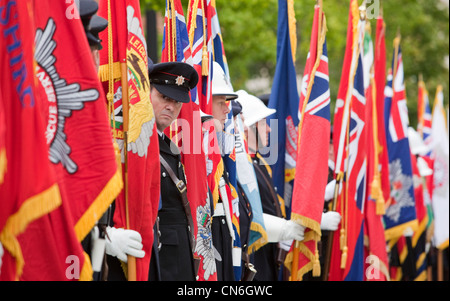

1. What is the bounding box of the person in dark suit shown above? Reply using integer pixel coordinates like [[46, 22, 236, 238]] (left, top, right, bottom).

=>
[[210, 62, 239, 281], [236, 90, 306, 281], [147, 61, 199, 281]]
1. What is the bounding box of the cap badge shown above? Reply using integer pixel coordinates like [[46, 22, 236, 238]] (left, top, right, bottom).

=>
[[175, 75, 185, 86]]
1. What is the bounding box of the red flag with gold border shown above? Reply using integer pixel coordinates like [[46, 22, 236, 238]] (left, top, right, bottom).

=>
[[99, 0, 161, 281], [0, 0, 95, 280]]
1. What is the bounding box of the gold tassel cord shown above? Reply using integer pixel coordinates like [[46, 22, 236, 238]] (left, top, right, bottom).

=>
[[107, 0, 115, 139], [200, 0, 209, 76], [339, 228, 346, 250], [188, 0, 200, 48], [371, 174, 386, 215], [369, 65, 386, 215], [312, 246, 321, 277], [340, 246, 348, 269], [170, 0, 177, 62]]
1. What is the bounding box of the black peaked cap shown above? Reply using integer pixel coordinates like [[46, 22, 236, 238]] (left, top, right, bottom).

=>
[[87, 15, 108, 49], [79, 0, 98, 29], [149, 62, 199, 103]]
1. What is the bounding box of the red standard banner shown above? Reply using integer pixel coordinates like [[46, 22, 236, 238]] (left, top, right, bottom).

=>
[[99, 0, 161, 281]]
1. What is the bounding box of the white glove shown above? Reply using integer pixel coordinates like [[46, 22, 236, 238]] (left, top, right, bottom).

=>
[[320, 211, 341, 231], [417, 157, 433, 177], [263, 214, 305, 242], [324, 179, 336, 201], [279, 240, 294, 252], [105, 227, 145, 263], [403, 227, 414, 237]]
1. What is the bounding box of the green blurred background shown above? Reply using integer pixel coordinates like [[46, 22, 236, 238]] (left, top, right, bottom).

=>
[[140, 0, 449, 128]]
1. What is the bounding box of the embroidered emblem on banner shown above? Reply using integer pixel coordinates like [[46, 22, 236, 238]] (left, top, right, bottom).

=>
[[35, 18, 99, 174]]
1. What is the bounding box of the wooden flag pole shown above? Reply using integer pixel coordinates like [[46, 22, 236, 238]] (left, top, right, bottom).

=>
[[437, 249, 443, 281], [393, 29, 401, 80], [121, 60, 137, 281], [322, 172, 342, 280], [105, 0, 135, 281]]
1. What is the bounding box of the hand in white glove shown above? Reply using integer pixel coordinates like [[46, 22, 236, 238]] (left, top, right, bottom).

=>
[[105, 227, 145, 263], [320, 211, 341, 231], [279, 240, 294, 252], [263, 214, 305, 242], [403, 227, 414, 237], [324, 179, 336, 201]]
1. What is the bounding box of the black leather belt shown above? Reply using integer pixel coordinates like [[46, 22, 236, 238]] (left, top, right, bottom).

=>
[[159, 155, 196, 253]]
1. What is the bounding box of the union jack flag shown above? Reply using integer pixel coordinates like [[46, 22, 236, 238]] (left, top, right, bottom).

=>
[[187, 0, 213, 113], [210, 3, 230, 78], [288, 4, 330, 280], [337, 41, 367, 281], [417, 80, 433, 152], [388, 46, 409, 143], [329, 0, 366, 280]]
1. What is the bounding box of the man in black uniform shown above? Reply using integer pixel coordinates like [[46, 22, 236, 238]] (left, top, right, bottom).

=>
[[236, 90, 306, 281], [210, 61, 239, 281], [147, 61, 199, 281]]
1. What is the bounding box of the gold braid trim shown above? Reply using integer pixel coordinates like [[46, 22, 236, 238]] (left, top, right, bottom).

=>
[[0, 184, 62, 279]]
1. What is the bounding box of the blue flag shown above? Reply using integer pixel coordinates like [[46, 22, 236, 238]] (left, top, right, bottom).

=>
[[383, 45, 417, 241], [266, 0, 300, 213]]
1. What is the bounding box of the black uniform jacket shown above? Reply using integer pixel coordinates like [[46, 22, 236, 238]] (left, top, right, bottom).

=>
[[251, 152, 283, 281], [156, 134, 195, 281]]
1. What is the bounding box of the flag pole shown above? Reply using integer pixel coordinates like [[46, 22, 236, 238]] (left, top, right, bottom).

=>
[[369, 64, 386, 215], [290, 0, 324, 281], [418, 74, 424, 137], [322, 171, 342, 280], [329, 0, 365, 275], [393, 29, 401, 80], [104, 0, 136, 281], [437, 249, 444, 281], [121, 59, 137, 281]]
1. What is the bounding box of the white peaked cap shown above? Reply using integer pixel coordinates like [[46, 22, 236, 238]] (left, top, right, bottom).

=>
[[235, 90, 276, 127], [211, 61, 238, 100], [408, 127, 430, 155]]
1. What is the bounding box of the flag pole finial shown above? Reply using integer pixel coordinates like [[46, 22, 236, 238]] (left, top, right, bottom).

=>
[[359, 4, 367, 21]]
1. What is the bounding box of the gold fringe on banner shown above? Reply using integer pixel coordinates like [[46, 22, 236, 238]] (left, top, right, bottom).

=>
[[0, 184, 62, 280], [74, 169, 123, 242], [287, 0, 297, 62], [247, 222, 268, 254], [98, 62, 122, 83], [0, 148, 6, 184], [80, 252, 94, 281]]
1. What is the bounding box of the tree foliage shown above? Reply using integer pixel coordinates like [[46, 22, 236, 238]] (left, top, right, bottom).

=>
[[141, 0, 449, 126]]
